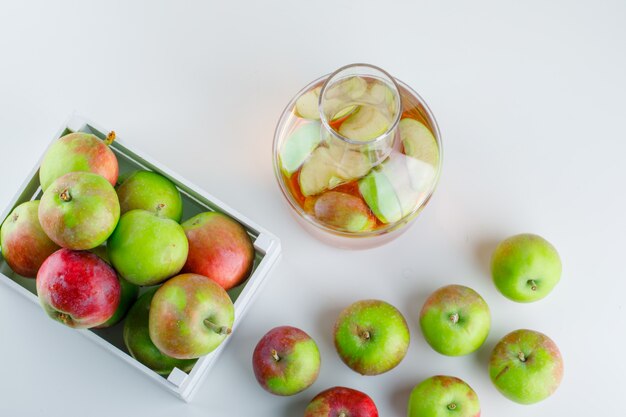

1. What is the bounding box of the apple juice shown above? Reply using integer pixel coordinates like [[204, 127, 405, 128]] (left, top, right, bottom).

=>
[[273, 64, 441, 244]]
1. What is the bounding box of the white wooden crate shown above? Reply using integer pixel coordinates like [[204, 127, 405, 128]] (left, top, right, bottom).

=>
[[0, 114, 281, 402]]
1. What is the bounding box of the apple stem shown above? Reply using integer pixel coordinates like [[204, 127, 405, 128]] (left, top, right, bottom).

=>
[[360, 330, 371, 341], [447, 403, 457, 410], [518, 351, 526, 362], [271, 349, 280, 362], [203, 319, 232, 335], [449, 313, 459, 324], [104, 131, 116, 146], [338, 412, 348, 417], [528, 280, 537, 291], [59, 189, 72, 202]]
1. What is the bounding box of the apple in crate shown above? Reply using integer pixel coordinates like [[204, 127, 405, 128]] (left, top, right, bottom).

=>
[[124, 288, 197, 375], [0, 200, 59, 277], [408, 375, 480, 417], [116, 170, 183, 221], [36, 249, 120, 328], [107, 209, 188, 286], [149, 273, 234, 359], [489, 329, 563, 404], [334, 300, 409, 375], [304, 386, 378, 417], [252, 326, 321, 396], [38, 172, 120, 250], [419, 285, 491, 356], [182, 212, 254, 290], [39, 132, 118, 191]]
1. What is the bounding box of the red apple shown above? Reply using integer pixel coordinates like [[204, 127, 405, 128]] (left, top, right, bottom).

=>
[[304, 386, 378, 417], [0, 200, 59, 277], [182, 212, 255, 290], [36, 249, 120, 328], [252, 326, 321, 396]]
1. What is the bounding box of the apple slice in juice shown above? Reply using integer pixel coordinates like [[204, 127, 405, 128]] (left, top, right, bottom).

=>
[[359, 154, 435, 223], [400, 118, 439, 167], [308, 191, 375, 232], [298, 145, 371, 196], [279, 122, 322, 175]]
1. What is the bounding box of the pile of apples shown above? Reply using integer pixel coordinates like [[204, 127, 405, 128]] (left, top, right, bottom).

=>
[[251, 234, 564, 417], [0, 132, 256, 373]]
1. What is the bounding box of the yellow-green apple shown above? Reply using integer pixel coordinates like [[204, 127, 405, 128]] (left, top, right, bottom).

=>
[[149, 273, 234, 359], [36, 249, 120, 328], [0, 201, 59, 277], [334, 299, 409, 375], [491, 233, 561, 302], [304, 386, 378, 417], [116, 170, 183, 221], [39, 132, 118, 191], [38, 172, 120, 250], [107, 209, 188, 286], [489, 329, 563, 404], [252, 326, 320, 396], [123, 288, 197, 375], [182, 212, 254, 290], [408, 375, 480, 417], [419, 285, 491, 356]]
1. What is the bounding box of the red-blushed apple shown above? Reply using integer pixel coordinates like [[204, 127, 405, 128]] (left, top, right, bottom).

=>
[[334, 300, 410, 375], [182, 212, 254, 290], [149, 273, 234, 359], [38, 172, 120, 250], [36, 249, 120, 328], [307, 191, 376, 232], [0, 200, 59, 277], [489, 329, 563, 404], [124, 288, 197, 375], [408, 375, 480, 417], [252, 326, 320, 396], [419, 285, 491, 356], [39, 132, 118, 191], [304, 386, 378, 417]]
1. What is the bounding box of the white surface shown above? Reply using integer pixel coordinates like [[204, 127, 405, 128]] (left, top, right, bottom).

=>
[[0, 1, 624, 415]]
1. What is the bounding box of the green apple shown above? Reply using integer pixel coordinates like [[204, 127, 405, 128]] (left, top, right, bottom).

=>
[[489, 329, 564, 404], [334, 299, 409, 375], [491, 233, 561, 302], [419, 285, 491, 356], [408, 375, 480, 417], [116, 170, 183, 221], [107, 209, 188, 286], [38, 172, 120, 250], [123, 288, 197, 375], [279, 122, 322, 175], [252, 326, 320, 396]]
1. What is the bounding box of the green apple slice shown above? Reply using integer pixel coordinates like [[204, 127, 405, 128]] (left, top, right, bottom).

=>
[[279, 122, 322, 175], [295, 87, 321, 120], [400, 118, 439, 167], [338, 106, 391, 142], [299, 145, 370, 196], [324, 75, 367, 101], [359, 154, 435, 223]]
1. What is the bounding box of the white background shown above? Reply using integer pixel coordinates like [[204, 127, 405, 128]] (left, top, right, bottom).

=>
[[1, 1, 624, 415]]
